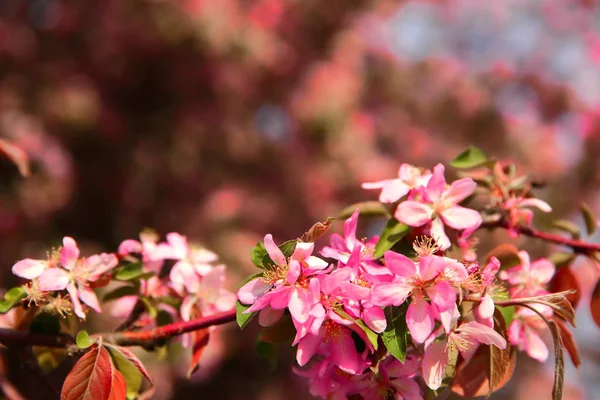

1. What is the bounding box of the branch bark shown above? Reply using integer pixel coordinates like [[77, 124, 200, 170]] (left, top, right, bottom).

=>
[[481, 219, 600, 254]]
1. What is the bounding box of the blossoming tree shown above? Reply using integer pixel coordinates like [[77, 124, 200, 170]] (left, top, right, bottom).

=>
[[0, 146, 597, 400]]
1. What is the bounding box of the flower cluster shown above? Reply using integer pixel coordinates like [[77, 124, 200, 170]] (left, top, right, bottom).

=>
[[500, 251, 556, 361], [363, 163, 481, 250], [237, 209, 507, 398], [13, 237, 118, 319]]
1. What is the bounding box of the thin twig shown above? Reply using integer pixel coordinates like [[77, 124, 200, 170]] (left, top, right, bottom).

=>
[[481, 219, 600, 254]]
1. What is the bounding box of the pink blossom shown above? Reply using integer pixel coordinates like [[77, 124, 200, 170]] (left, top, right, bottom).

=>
[[370, 254, 466, 342], [15, 237, 118, 319], [422, 321, 506, 390], [237, 234, 328, 326], [499, 251, 554, 298], [504, 197, 552, 237], [362, 163, 432, 203], [181, 264, 236, 322], [473, 257, 501, 328], [118, 230, 163, 271], [395, 164, 481, 249], [351, 355, 423, 400], [152, 233, 219, 294], [320, 209, 386, 276], [508, 308, 551, 362]]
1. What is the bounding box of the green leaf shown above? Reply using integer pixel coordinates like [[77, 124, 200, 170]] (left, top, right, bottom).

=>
[[251, 242, 268, 268], [278, 240, 297, 258], [580, 202, 597, 236], [338, 201, 391, 220], [381, 305, 408, 363], [450, 146, 489, 169], [261, 240, 298, 270], [548, 252, 576, 268], [115, 262, 150, 281], [374, 219, 410, 259], [139, 297, 158, 318], [335, 309, 378, 351], [103, 286, 139, 302], [29, 312, 60, 335], [236, 301, 257, 329], [106, 345, 143, 400], [0, 286, 26, 313], [498, 305, 515, 326], [552, 220, 581, 240], [76, 330, 95, 349]]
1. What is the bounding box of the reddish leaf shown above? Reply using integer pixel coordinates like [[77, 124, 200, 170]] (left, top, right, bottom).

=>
[[554, 317, 581, 368], [547, 320, 565, 400], [300, 217, 334, 243], [590, 279, 600, 329], [107, 369, 126, 400], [451, 312, 517, 397], [187, 328, 210, 378], [515, 290, 577, 326], [61, 344, 114, 400], [0, 139, 29, 177], [106, 345, 153, 385], [550, 267, 581, 308]]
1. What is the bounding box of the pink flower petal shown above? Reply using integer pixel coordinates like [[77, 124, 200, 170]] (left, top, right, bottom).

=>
[[78, 283, 101, 313], [370, 282, 412, 307], [477, 294, 495, 320], [61, 237, 80, 270], [395, 201, 433, 227], [443, 178, 477, 204], [430, 217, 450, 250], [530, 258, 555, 284], [84, 253, 119, 280], [407, 295, 435, 343], [457, 321, 507, 349], [291, 242, 314, 261], [264, 234, 286, 266], [424, 164, 446, 202], [421, 339, 448, 390], [331, 331, 359, 374], [384, 252, 416, 277], [66, 282, 85, 319], [288, 288, 310, 324], [12, 259, 47, 280], [296, 333, 322, 366], [417, 256, 445, 281], [362, 306, 386, 333], [169, 261, 200, 294], [287, 260, 301, 284], [118, 240, 142, 256], [524, 325, 549, 362], [237, 277, 271, 305], [343, 210, 359, 247], [165, 232, 189, 259], [425, 280, 456, 312], [258, 306, 284, 327], [440, 206, 481, 230], [38, 268, 70, 291], [305, 256, 329, 271]]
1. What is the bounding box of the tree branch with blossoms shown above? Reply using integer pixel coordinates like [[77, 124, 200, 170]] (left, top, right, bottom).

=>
[[0, 146, 599, 400]]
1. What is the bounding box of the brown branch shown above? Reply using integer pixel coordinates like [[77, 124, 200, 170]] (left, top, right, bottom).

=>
[[106, 309, 236, 347], [0, 309, 237, 349], [481, 219, 600, 254]]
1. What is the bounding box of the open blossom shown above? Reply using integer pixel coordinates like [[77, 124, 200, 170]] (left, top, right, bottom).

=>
[[12, 237, 118, 319], [350, 355, 423, 400], [508, 307, 551, 362], [118, 230, 163, 271], [362, 163, 432, 203], [395, 164, 481, 249], [499, 250, 554, 298], [422, 321, 507, 390], [320, 209, 384, 276], [504, 197, 552, 237], [181, 264, 236, 322], [152, 232, 220, 295], [237, 234, 329, 326], [370, 253, 467, 343]]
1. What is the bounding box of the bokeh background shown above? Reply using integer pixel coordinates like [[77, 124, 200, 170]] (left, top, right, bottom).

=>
[[0, 0, 600, 399]]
